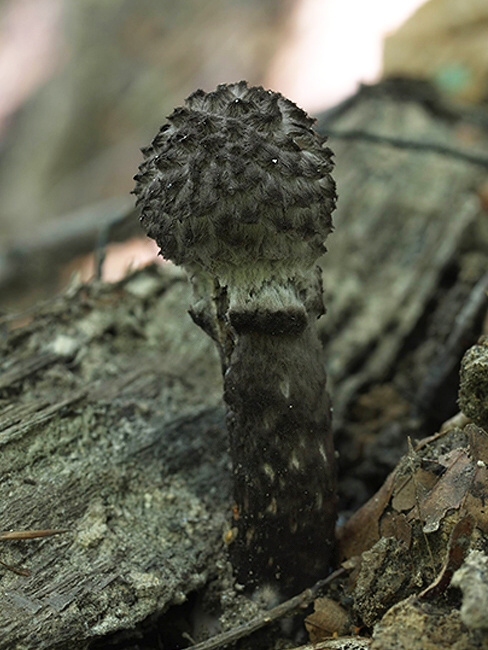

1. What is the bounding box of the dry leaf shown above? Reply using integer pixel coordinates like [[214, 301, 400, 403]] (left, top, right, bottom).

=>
[[337, 469, 397, 560], [412, 449, 474, 533], [419, 514, 475, 599], [379, 511, 412, 548], [305, 597, 352, 641]]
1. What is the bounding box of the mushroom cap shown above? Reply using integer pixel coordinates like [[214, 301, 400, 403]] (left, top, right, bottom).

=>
[[133, 81, 336, 275]]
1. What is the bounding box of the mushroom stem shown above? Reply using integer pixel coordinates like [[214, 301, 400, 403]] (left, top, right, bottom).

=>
[[187, 264, 337, 594], [225, 327, 336, 594]]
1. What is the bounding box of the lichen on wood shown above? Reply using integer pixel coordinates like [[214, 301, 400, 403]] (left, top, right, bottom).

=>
[[0, 266, 228, 649]]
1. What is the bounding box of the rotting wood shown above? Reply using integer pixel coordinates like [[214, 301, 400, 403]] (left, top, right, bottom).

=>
[[0, 266, 226, 650], [320, 80, 488, 505]]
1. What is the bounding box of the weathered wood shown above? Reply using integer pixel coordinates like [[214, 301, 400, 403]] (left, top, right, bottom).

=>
[[0, 267, 227, 649], [0, 81, 487, 648], [319, 80, 488, 499], [321, 82, 487, 414]]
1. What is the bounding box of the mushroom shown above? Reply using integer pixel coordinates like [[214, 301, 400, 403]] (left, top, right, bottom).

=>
[[133, 81, 337, 596]]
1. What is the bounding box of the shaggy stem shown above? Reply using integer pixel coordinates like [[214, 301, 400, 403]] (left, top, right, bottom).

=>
[[189, 269, 337, 594], [223, 324, 336, 593]]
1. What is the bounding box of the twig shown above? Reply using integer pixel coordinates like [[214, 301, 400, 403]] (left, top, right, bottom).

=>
[[326, 127, 488, 169], [0, 196, 136, 301], [0, 528, 69, 540], [0, 559, 30, 576], [94, 203, 133, 281], [186, 567, 346, 650], [288, 638, 371, 650], [0, 528, 68, 576]]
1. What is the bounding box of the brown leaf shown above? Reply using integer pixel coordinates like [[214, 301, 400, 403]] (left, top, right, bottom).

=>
[[337, 469, 397, 560], [411, 449, 474, 533], [419, 514, 475, 599], [391, 468, 438, 513], [467, 424, 488, 464], [379, 511, 412, 548], [305, 597, 352, 641], [339, 426, 488, 562]]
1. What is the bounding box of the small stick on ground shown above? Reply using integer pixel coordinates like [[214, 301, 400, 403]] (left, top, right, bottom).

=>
[[0, 528, 68, 576], [187, 567, 346, 650]]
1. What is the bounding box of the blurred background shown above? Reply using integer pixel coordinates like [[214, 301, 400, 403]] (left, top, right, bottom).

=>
[[1, 0, 488, 311]]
